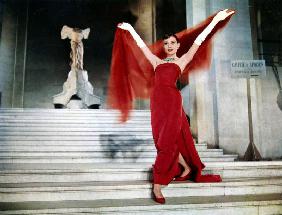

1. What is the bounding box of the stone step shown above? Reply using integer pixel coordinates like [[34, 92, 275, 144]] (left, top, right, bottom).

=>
[[0, 145, 214, 152], [0, 139, 200, 145], [0, 108, 150, 114], [1, 177, 281, 202], [0, 127, 153, 132], [0, 112, 151, 116], [0, 194, 281, 215], [0, 119, 150, 123], [0, 141, 155, 146], [0, 109, 279, 213], [0, 118, 151, 123], [0, 155, 237, 163], [0, 108, 150, 113], [0, 143, 206, 152], [0, 116, 151, 121], [0, 123, 151, 127], [0, 135, 154, 141], [0, 140, 203, 147], [0, 111, 150, 114], [0, 131, 153, 136], [0, 137, 204, 151], [1, 162, 281, 183], [0, 114, 151, 118], [0, 150, 224, 158]]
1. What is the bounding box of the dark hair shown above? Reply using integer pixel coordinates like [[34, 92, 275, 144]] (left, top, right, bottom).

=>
[[163, 33, 179, 43]]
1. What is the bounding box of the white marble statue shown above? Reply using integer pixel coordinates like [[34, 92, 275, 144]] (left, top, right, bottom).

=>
[[61, 26, 90, 70], [53, 25, 101, 108]]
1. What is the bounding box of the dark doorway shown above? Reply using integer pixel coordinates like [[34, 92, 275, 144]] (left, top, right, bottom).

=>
[[24, 0, 139, 107], [155, 0, 187, 40]]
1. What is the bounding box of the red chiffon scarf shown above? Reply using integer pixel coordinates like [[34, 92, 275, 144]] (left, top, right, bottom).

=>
[[107, 11, 235, 121]]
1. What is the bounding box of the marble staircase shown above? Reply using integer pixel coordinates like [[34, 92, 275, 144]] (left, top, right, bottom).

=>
[[0, 109, 281, 214]]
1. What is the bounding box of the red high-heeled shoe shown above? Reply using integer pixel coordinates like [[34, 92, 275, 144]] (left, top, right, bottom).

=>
[[152, 191, 166, 204], [174, 171, 192, 181]]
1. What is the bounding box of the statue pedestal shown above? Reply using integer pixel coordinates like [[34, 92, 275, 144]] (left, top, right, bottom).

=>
[[53, 69, 101, 109]]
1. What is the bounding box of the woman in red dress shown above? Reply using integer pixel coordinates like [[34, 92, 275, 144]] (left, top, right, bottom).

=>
[[108, 9, 235, 204]]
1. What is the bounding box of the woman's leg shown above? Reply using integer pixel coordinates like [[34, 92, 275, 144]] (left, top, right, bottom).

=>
[[178, 152, 191, 177], [153, 183, 164, 198]]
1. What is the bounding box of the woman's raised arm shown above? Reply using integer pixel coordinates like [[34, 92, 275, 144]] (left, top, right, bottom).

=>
[[118, 23, 160, 69], [178, 9, 235, 72]]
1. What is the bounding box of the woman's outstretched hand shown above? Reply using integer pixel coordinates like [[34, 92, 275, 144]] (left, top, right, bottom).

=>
[[194, 9, 235, 46], [213, 9, 235, 23], [117, 22, 134, 31], [117, 22, 147, 49]]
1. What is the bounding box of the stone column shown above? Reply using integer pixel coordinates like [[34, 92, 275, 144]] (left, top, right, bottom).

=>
[[185, 0, 216, 146], [129, 0, 155, 45], [210, 0, 254, 157], [185, 0, 258, 157], [129, 0, 155, 109], [0, 0, 18, 107], [11, 0, 29, 108], [184, 0, 197, 137]]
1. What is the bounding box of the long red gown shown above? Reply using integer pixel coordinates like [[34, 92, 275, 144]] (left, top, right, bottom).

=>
[[151, 63, 221, 185], [107, 11, 234, 185]]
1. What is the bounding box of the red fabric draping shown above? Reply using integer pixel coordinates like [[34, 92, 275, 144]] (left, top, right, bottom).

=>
[[107, 11, 235, 121]]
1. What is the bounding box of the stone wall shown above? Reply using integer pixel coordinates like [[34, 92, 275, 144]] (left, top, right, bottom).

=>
[[184, 0, 282, 159], [0, 0, 17, 108], [257, 66, 282, 159]]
